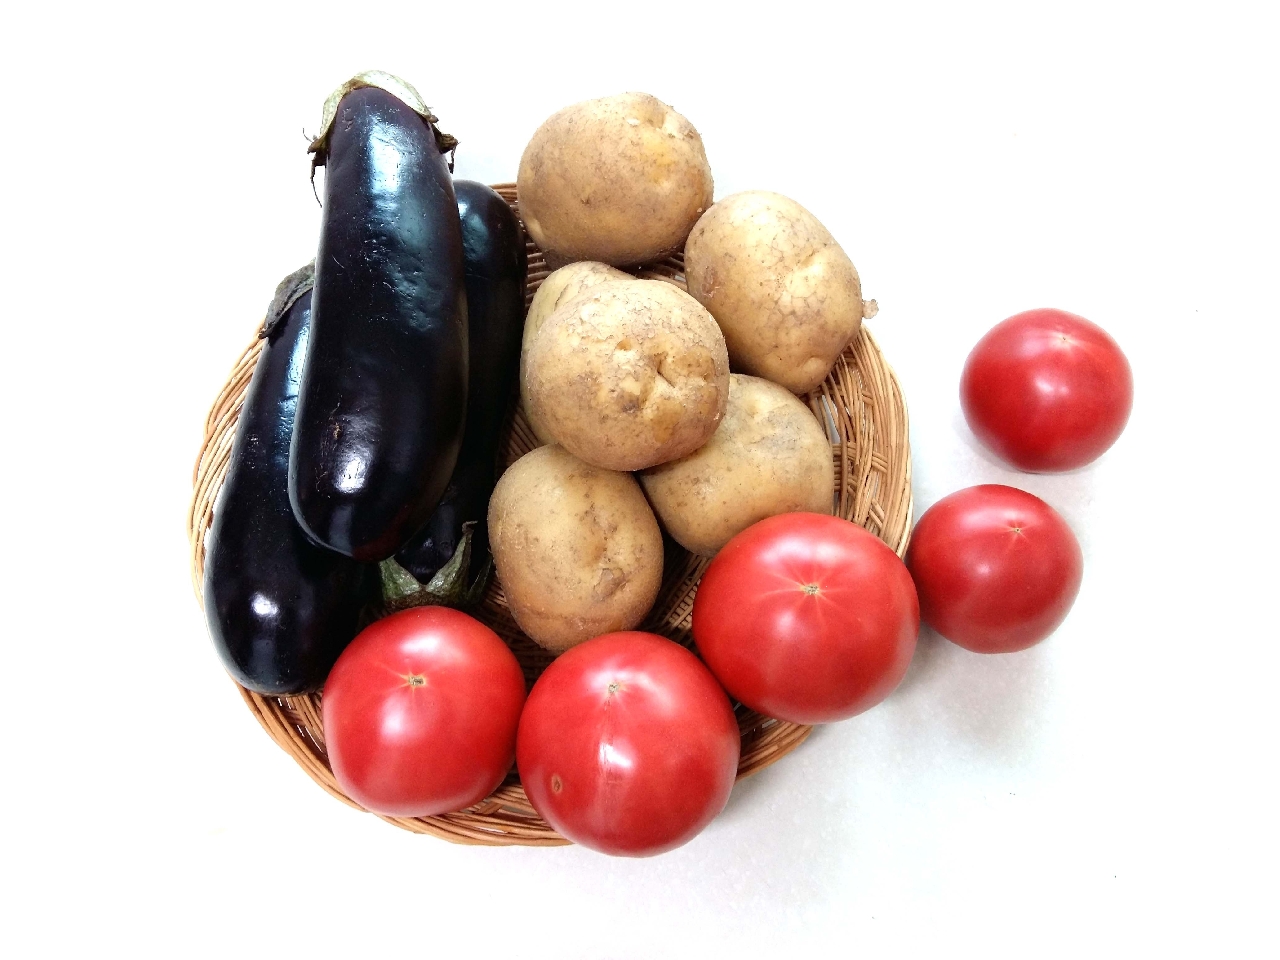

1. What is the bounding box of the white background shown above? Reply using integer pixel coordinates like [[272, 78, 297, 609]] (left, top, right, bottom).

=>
[[2, 1, 1277, 956]]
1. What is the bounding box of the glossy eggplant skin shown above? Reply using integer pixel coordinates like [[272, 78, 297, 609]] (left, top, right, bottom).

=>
[[290, 86, 467, 562], [204, 275, 375, 695], [395, 182, 528, 585]]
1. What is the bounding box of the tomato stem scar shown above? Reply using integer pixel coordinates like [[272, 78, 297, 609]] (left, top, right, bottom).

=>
[[801, 583, 821, 595], [406, 674, 426, 687]]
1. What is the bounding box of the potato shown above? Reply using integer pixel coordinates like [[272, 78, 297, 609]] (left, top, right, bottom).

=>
[[517, 93, 714, 266], [684, 190, 878, 395], [525, 278, 730, 471], [521, 262, 632, 444], [639, 375, 834, 556], [488, 445, 663, 653]]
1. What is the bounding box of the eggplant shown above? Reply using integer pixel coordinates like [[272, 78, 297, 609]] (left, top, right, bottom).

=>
[[204, 265, 375, 695], [393, 181, 528, 592], [289, 73, 467, 562]]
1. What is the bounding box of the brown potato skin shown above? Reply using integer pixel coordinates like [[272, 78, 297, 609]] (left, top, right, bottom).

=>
[[517, 93, 714, 266], [639, 375, 835, 556], [685, 191, 876, 395], [525, 279, 730, 472], [520, 262, 632, 445], [487, 445, 663, 653]]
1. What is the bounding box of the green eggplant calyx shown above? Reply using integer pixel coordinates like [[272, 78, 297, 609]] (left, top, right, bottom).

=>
[[379, 556, 425, 604], [378, 523, 492, 614]]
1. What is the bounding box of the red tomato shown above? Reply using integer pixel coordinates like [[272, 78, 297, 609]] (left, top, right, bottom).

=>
[[960, 308, 1133, 472], [691, 513, 919, 724], [905, 485, 1083, 654], [516, 632, 739, 857], [322, 606, 526, 818]]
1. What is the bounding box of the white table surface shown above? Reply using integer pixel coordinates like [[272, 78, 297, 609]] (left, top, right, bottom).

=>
[[3, 2, 1276, 956]]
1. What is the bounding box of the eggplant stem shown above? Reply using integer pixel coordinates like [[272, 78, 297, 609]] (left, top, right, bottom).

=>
[[377, 523, 490, 614], [308, 70, 459, 170], [260, 262, 316, 339]]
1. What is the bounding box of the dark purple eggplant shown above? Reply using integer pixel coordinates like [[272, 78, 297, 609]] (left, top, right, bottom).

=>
[[393, 182, 528, 593], [289, 74, 467, 562], [204, 265, 376, 695]]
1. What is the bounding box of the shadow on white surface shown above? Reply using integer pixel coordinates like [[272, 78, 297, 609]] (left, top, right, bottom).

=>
[[894, 626, 1053, 766], [950, 405, 1014, 473]]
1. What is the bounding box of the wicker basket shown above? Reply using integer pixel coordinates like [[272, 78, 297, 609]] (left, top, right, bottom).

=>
[[187, 183, 913, 846]]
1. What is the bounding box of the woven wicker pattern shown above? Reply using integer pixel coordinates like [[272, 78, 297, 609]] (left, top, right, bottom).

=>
[[187, 183, 912, 846]]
